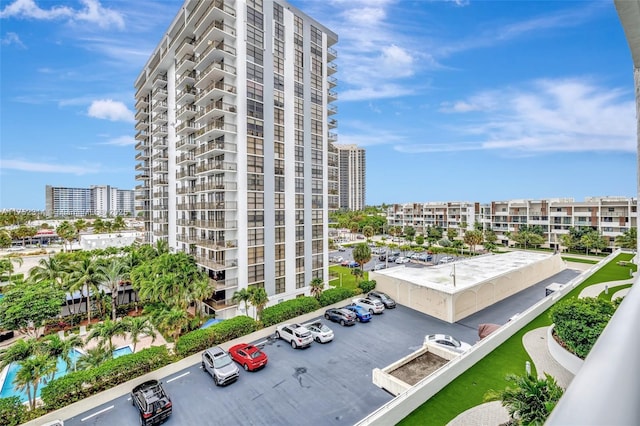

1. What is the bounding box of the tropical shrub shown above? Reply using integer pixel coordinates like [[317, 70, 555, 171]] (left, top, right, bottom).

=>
[[260, 297, 321, 327], [318, 288, 355, 307], [550, 297, 616, 359], [174, 315, 258, 357], [0, 396, 27, 426], [357, 280, 376, 294], [41, 346, 173, 409]]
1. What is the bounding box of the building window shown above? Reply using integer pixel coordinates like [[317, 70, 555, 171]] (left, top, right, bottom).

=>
[[247, 210, 264, 227], [248, 264, 264, 282], [275, 277, 285, 294], [248, 228, 264, 245], [248, 246, 264, 264], [247, 191, 264, 209], [247, 174, 264, 191], [296, 273, 305, 289]]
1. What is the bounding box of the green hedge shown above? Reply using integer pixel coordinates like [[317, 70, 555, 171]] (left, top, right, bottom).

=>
[[357, 280, 376, 294], [175, 315, 258, 358], [41, 346, 173, 410], [550, 297, 616, 359], [260, 297, 321, 327], [0, 396, 27, 426], [319, 288, 355, 307]]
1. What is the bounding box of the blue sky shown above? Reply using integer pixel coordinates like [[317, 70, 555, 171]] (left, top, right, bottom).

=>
[[0, 0, 636, 210]]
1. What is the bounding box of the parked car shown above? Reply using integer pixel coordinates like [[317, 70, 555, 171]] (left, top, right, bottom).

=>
[[275, 323, 313, 348], [228, 343, 268, 371], [387, 255, 398, 263], [324, 308, 356, 326], [373, 263, 386, 271], [338, 246, 346, 252], [347, 261, 360, 268], [341, 259, 350, 266], [418, 254, 433, 262], [131, 380, 172, 426], [367, 291, 397, 309], [439, 256, 455, 264], [202, 346, 240, 386], [335, 256, 344, 263], [343, 305, 372, 322], [378, 254, 387, 261], [303, 321, 334, 343], [424, 334, 471, 354], [351, 297, 385, 314], [395, 256, 410, 264]]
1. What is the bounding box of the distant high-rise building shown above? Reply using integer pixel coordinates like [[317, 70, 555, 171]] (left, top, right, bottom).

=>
[[133, 0, 338, 318], [336, 144, 366, 211], [45, 185, 134, 217]]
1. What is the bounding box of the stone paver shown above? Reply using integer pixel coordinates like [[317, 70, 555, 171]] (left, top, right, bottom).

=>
[[448, 401, 509, 426], [523, 327, 574, 389], [611, 288, 630, 300], [578, 278, 634, 298]]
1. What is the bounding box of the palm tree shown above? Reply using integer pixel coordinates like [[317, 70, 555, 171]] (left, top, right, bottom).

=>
[[96, 258, 129, 320], [485, 373, 564, 425], [42, 333, 83, 374], [73, 219, 89, 234], [14, 353, 57, 410], [352, 243, 371, 282], [124, 316, 156, 352], [71, 257, 100, 324], [0, 338, 36, 370], [56, 221, 77, 252], [232, 288, 252, 316], [86, 319, 128, 355], [155, 307, 190, 341], [615, 227, 637, 250], [76, 346, 110, 370], [248, 286, 268, 321], [362, 226, 374, 242], [309, 277, 324, 299], [112, 216, 126, 231]]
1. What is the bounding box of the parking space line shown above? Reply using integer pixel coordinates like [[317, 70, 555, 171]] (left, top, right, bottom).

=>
[[167, 371, 190, 383], [81, 405, 114, 421]]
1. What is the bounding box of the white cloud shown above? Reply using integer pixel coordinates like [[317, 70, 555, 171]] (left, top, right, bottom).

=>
[[409, 78, 636, 154], [0, 31, 25, 47], [0, 0, 124, 29], [87, 99, 134, 122], [0, 159, 101, 175], [340, 84, 415, 102], [101, 136, 135, 146]]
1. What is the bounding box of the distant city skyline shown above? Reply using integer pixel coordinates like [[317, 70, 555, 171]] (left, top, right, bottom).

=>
[[0, 0, 636, 210]]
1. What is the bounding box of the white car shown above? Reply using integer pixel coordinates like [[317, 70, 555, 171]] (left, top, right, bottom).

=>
[[275, 323, 313, 349], [439, 256, 455, 264], [424, 334, 471, 354], [303, 321, 334, 343], [351, 297, 385, 314], [395, 256, 410, 264]]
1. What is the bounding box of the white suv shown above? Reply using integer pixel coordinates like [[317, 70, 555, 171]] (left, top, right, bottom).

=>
[[351, 297, 385, 314], [275, 323, 313, 349]]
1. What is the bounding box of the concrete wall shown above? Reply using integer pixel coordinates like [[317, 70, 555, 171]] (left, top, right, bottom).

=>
[[547, 324, 583, 375], [355, 252, 615, 426]]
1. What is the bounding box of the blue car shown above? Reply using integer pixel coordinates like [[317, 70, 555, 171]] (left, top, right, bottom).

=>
[[347, 261, 360, 268], [343, 305, 372, 323]]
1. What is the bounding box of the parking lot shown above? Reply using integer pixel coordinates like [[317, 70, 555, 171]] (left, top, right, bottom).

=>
[[64, 305, 480, 426]]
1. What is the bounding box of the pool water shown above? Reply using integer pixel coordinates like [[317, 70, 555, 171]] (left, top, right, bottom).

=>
[[0, 346, 133, 402]]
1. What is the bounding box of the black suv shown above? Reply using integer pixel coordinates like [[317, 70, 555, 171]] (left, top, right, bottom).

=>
[[131, 380, 172, 426], [367, 291, 397, 309]]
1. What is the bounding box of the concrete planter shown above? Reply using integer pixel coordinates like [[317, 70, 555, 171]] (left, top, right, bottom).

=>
[[547, 324, 583, 375]]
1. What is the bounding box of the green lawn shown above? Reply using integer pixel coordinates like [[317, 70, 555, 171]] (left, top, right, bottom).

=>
[[598, 283, 633, 301], [400, 252, 635, 426], [328, 265, 368, 292], [561, 256, 599, 264]]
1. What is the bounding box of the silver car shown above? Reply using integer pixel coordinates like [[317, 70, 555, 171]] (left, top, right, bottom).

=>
[[303, 321, 334, 343], [202, 346, 240, 386], [275, 323, 314, 349]]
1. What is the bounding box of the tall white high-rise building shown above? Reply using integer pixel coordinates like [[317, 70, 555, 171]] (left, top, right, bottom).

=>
[[134, 0, 338, 318], [45, 185, 135, 217], [336, 144, 366, 211]]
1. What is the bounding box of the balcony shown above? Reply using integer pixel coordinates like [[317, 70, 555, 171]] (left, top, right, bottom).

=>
[[154, 113, 168, 124], [327, 46, 337, 61], [152, 87, 168, 101], [153, 136, 167, 148], [176, 169, 196, 180], [176, 104, 198, 121], [176, 186, 195, 195], [195, 120, 237, 143], [193, 0, 236, 34], [152, 99, 167, 112], [135, 130, 149, 141], [176, 120, 197, 136], [194, 161, 237, 175], [177, 136, 197, 150], [195, 78, 236, 103], [195, 139, 237, 158], [210, 277, 238, 291], [176, 54, 195, 75], [193, 181, 238, 192], [175, 37, 195, 62], [176, 86, 197, 105], [176, 70, 197, 91], [135, 119, 149, 131], [152, 125, 168, 137], [152, 190, 168, 198], [176, 219, 196, 227], [327, 61, 337, 75], [195, 59, 236, 86], [328, 104, 338, 116], [327, 89, 337, 102], [177, 152, 196, 165], [194, 256, 238, 271], [135, 172, 150, 180], [194, 201, 237, 210], [135, 151, 148, 161], [152, 177, 168, 186], [135, 108, 149, 121], [328, 118, 337, 129], [194, 220, 237, 229], [196, 19, 237, 53], [135, 97, 149, 110], [192, 238, 237, 251], [135, 162, 146, 171]]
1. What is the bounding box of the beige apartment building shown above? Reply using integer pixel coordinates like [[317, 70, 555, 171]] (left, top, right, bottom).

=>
[[386, 196, 636, 250], [133, 0, 338, 318]]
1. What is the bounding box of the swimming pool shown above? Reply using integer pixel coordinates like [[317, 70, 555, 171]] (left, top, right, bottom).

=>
[[0, 345, 133, 402]]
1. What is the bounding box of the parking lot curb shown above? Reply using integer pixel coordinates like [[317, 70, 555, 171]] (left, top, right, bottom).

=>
[[23, 299, 359, 426]]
